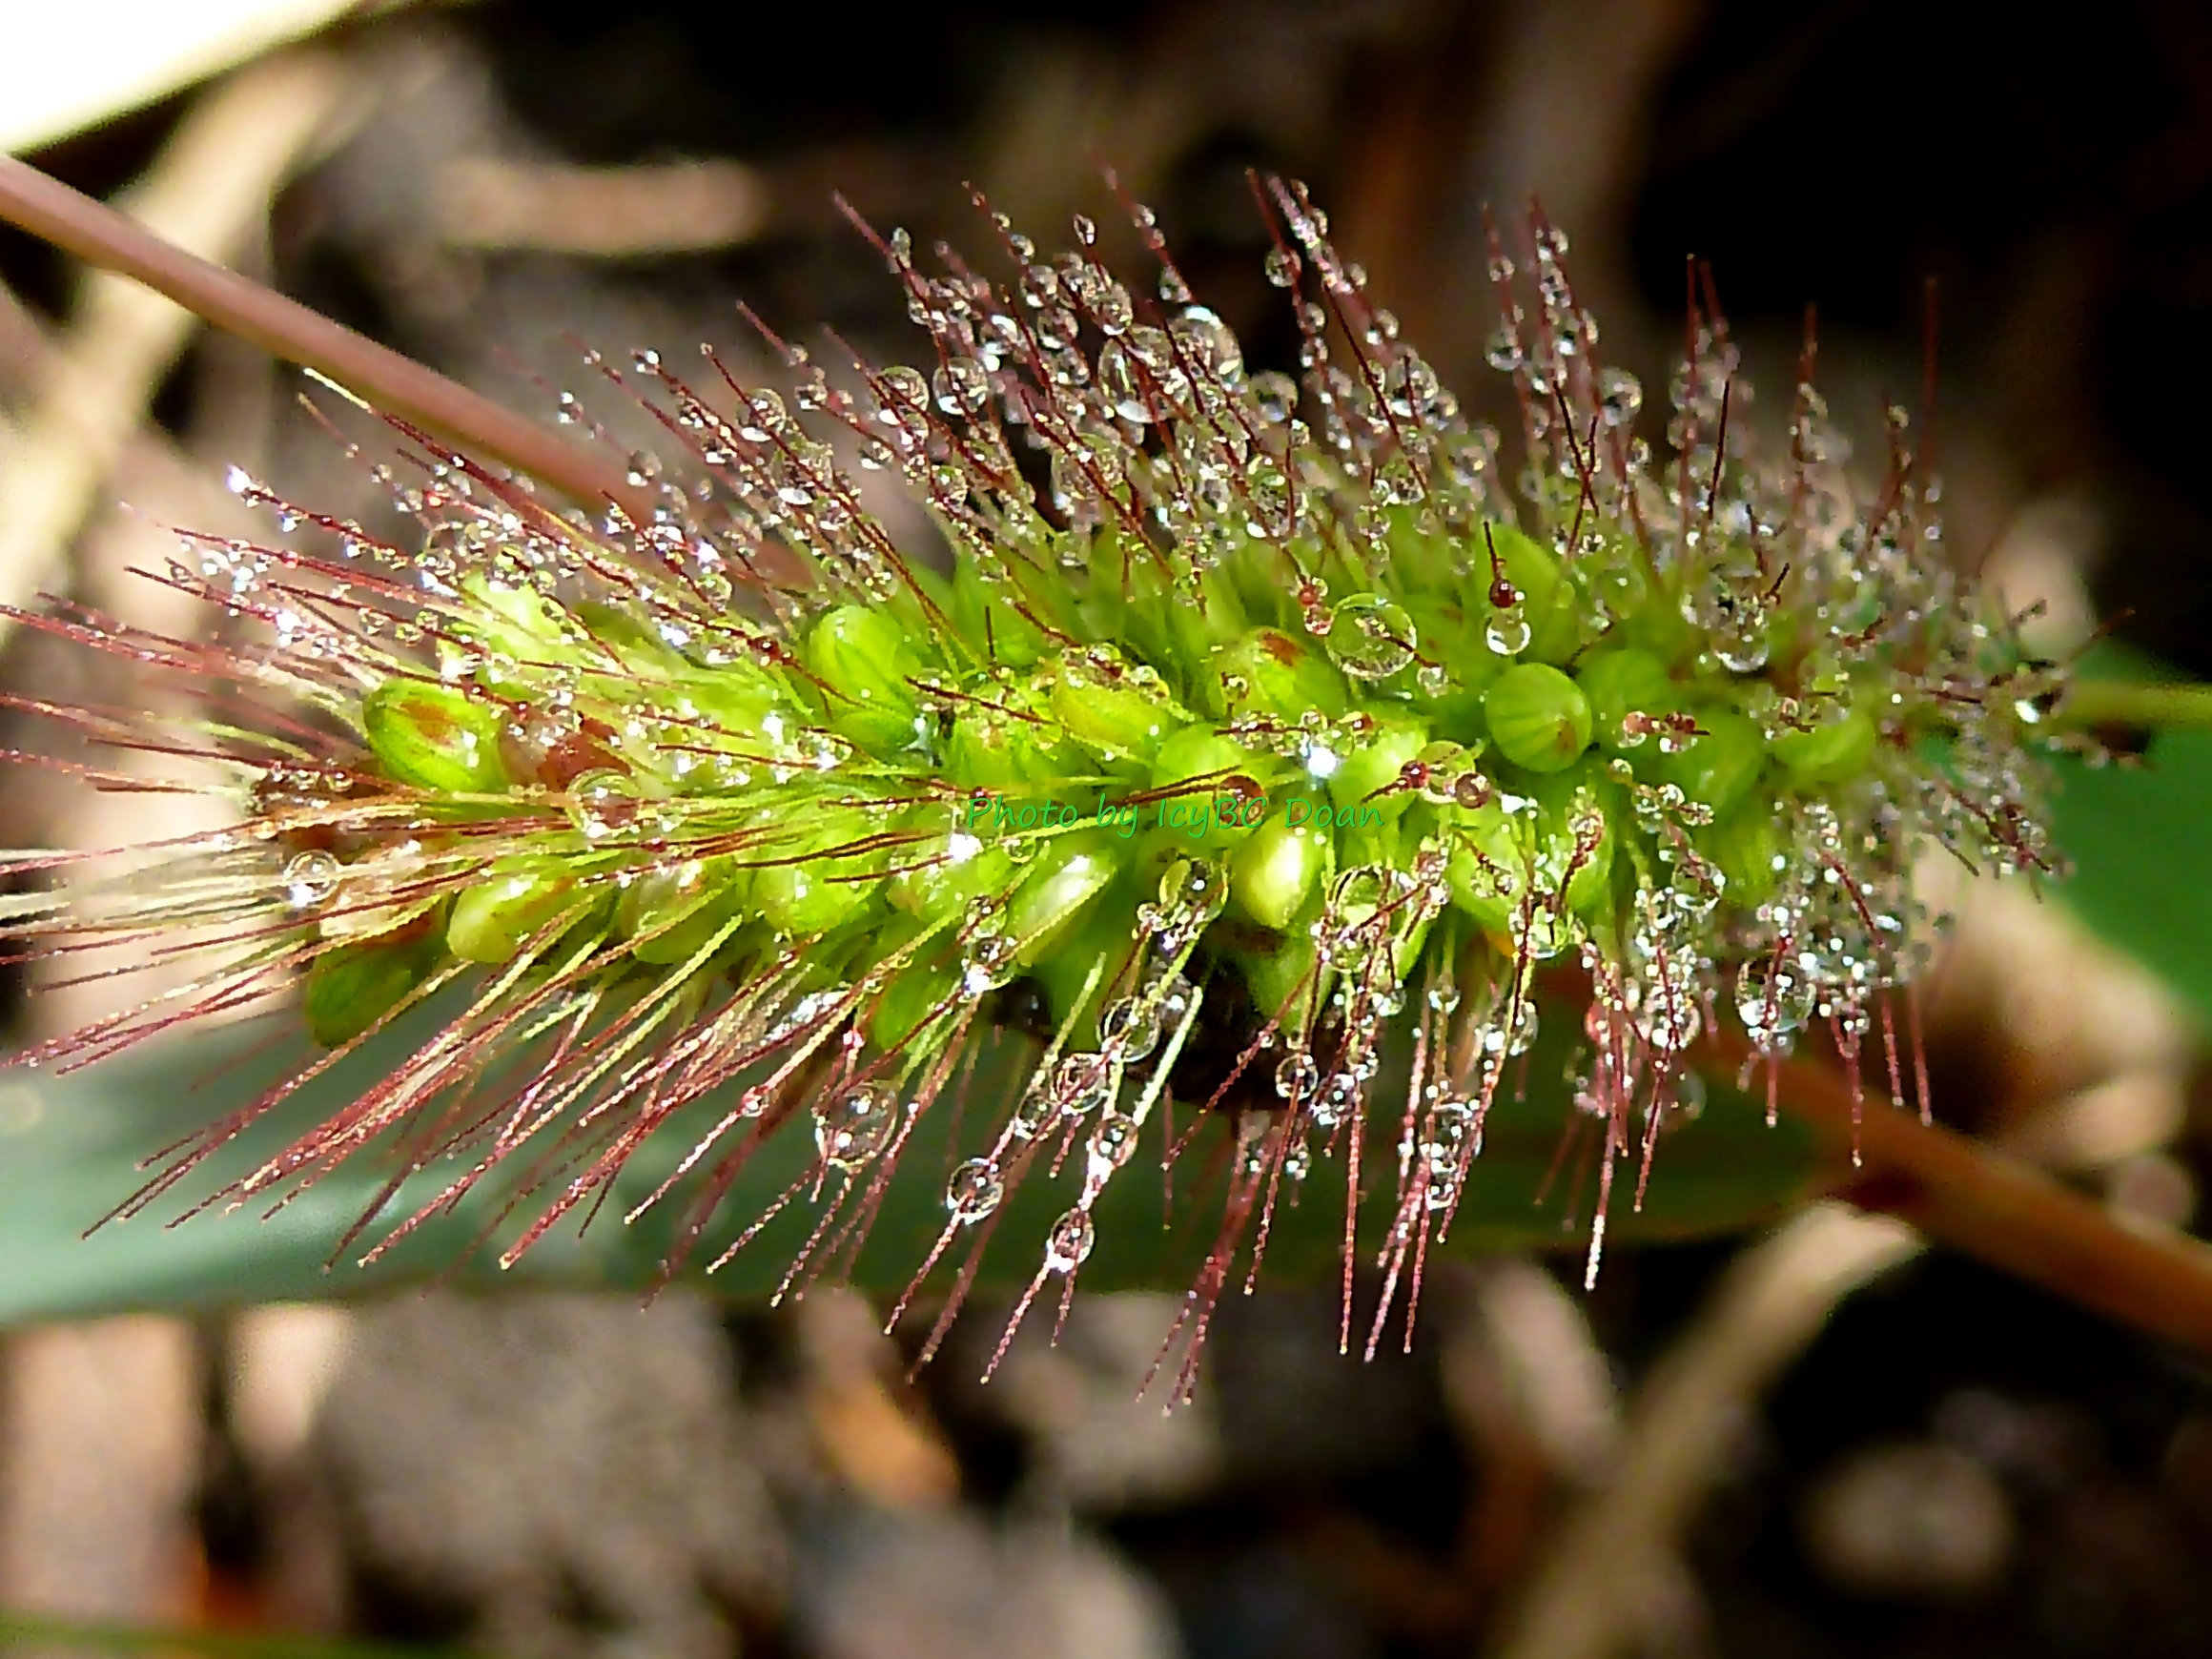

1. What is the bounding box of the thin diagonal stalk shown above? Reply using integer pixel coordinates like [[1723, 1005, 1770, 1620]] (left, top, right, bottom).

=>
[[1711, 1030, 2212, 1355], [0, 152, 653, 522], [2053, 677, 2212, 732]]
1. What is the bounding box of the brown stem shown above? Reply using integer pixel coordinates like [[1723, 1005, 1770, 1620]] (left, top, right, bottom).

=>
[[0, 153, 656, 523], [1710, 1030, 2212, 1355]]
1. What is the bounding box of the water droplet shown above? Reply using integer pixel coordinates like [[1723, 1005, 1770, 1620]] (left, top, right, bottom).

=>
[[946, 1157, 1004, 1222], [1599, 366, 1644, 426], [1171, 306, 1243, 381], [1485, 604, 1531, 656], [1044, 1207, 1096, 1272], [1736, 955, 1815, 1050], [1479, 999, 1540, 1057], [1009, 1087, 1055, 1140], [1153, 973, 1198, 1023], [1275, 1052, 1320, 1101], [1324, 594, 1417, 680], [1452, 771, 1493, 810], [1098, 995, 1164, 1062], [932, 357, 991, 414], [1309, 1071, 1361, 1130], [281, 850, 341, 910], [1422, 1100, 1474, 1166], [1249, 372, 1299, 426], [1158, 857, 1229, 924], [1089, 1111, 1140, 1170], [960, 932, 1017, 999], [1052, 1052, 1111, 1119], [565, 769, 643, 840], [1633, 981, 1704, 1053], [815, 1082, 901, 1169]]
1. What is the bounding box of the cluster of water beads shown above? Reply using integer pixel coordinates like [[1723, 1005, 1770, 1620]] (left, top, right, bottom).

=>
[[0, 173, 2078, 1395], [280, 850, 343, 911], [748, 186, 2022, 1341], [930, 859, 1220, 1298], [813, 1080, 904, 1170]]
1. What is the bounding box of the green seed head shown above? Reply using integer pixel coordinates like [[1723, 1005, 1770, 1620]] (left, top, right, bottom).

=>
[[9, 181, 2069, 1358]]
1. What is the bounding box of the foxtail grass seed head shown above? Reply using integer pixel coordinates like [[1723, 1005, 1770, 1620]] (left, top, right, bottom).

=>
[[0, 179, 2064, 1383]]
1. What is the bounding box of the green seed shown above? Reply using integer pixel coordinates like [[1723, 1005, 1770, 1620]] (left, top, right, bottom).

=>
[[868, 956, 957, 1052], [1539, 780, 1618, 917], [1230, 818, 1329, 931], [361, 680, 508, 794], [451, 578, 571, 692], [1698, 801, 1782, 907], [447, 872, 572, 964], [750, 808, 885, 936], [1484, 663, 1592, 772], [948, 694, 1066, 791], [1480, 522, 1580, 663], [1237, 930, 1320, 1029], [618, 862, 745, 966], [1031, 895, 1137, 1037], [752, 858, 869, 936], [1048, 657, 1189, 764], [886, 809, 1016, 918], [804, 604, 924, 751], [1665, 708, 1768, 818], [303, 933, 437, 1047], [1149, 727, 1264, 850], [1202, 627, 1348, 722], [1575, 648, 1677, 753], [1006, 832, 1121, 958], [1772, 708, 1877, 784], [952, 558, 1048, 668]]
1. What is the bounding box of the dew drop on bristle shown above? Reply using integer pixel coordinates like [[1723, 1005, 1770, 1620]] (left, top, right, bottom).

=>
[[1325, 594, 1418, 680], [1044, 1208, 1096, 1272], [946, 1157, 1004, 1223], [565, 769, 643, 840], [1051, 1052, 1112, 1120], [1090, 1111, 1140, 1171], [1275, 1052, 1320, 1101], [1097, 995, 1164, 1062], [281, 850, 342, 910], [959, 932, 1017, 999], [816, 1083, 902, 1170]]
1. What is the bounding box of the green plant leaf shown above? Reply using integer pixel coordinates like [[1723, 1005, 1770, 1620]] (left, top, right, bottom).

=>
[[0, 1001, 1829, 1325], [2048, 646, 2212, 1030], [0, 1609, 465, 1658]]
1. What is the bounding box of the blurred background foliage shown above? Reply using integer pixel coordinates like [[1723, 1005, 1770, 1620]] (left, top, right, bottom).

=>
[[1, 2, 2211, 1657]]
